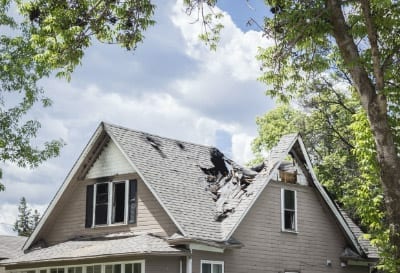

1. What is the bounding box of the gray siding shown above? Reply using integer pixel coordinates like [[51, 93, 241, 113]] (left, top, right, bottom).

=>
[[38, 174, 178, 244], [192, 181, 368, 273]]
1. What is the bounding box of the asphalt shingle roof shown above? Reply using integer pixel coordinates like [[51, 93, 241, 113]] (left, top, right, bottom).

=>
[[2, 234, 184, 265], [105, 123, 223, 240], [105, 124, 298, 242], [0, 235, 26, 259], [339, 209, 379, 260]]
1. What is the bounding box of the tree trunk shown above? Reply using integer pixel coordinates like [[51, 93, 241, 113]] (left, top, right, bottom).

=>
[[327, 0, 400, 266]]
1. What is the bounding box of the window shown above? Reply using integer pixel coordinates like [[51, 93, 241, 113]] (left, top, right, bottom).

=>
[[67, 267, 82, 273], [201, 260, 224, 273], [85, 180, 137, 227], [50, 268, 64, 273], [281, 189, 297, 232], [9, 262, 143, 273]]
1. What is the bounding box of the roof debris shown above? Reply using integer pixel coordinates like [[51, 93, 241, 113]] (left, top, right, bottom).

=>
[[200, 148, 264, 221]]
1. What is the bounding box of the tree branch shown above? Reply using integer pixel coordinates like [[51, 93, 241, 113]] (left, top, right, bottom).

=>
[[360, 0, 384, 91]]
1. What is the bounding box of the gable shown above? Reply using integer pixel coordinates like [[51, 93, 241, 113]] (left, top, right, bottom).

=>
[[25, 123, 179, 250], [85, 140, 134, 179]]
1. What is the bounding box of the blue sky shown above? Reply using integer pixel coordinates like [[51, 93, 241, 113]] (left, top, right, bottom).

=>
[[0, 0, 275, 235]]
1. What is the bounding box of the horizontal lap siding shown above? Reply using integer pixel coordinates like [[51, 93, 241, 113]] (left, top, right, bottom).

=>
[[40, 175, 177, 244], [192, 181, 368, 273]]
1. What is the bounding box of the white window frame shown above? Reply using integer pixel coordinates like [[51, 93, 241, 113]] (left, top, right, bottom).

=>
[[200, 260, 224, 273], [92, 180, 129, 226], [281, 188, 298, 232], [8, 260, 145, 273]]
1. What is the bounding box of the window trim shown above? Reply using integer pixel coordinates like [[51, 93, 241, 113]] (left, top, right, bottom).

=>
[[9, 260, 145, 273], [281, 188, 298, 233], [200, 260, 224, 273], [92, 180, 130, 227]]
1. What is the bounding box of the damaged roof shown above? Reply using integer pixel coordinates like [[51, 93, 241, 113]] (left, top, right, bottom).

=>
[[24, 122, 376, 260], [104, 124, 299, 242]]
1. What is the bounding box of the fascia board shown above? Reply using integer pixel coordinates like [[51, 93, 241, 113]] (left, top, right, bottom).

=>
[[296, 136, 364, 256], [23, 124, 105, 251], [105, 127, 187, 237], [222, 134, 299, 241]]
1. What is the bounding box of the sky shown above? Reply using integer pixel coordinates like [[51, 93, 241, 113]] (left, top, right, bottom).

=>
[[0, 0, 274, 235]]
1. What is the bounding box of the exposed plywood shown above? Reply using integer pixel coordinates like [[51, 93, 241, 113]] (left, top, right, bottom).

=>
[[86, 140, 134, 179]]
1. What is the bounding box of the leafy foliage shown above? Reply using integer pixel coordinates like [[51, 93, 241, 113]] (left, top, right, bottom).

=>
[[0, 0, 157, 191], [17, 0, 156, 77], [13, 197, 40, 237], [253, 0, 400, 270], [1, 1, 65, 191], [184, 0, 224, 51]]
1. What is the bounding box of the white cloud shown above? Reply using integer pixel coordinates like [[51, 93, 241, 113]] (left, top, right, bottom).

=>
[[232, 133, 255, 164]]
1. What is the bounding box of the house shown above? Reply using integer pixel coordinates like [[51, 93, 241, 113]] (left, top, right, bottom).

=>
[[0, 122, 378, 273]]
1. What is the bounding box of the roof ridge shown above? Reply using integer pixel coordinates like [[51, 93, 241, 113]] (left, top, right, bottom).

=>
[[102, 121, 217, 150]]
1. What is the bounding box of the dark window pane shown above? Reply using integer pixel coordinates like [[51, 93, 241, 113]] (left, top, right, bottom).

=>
[[213, 264, 222, 273], [95, 183, 109, 225], [284, 190, 295, 209], [202, 263, 211, 273], [125, 264, 132, 273], [284, 210, 295, 230], [75, 268, 82, 273], [96, 183, 109, 203], [86, 267, 93, 273], [95, 204, 108, 225], [133, 263, 141, 273], [114, 264, 121, 273], [68, 269, 74, 273], [50, 269, 57, 273], [40, 270, 47, 273], [93, 265, 101, 273], [58, 269, 64, 273], [105, 265, 112, 273], [113, 183, 126, 223]]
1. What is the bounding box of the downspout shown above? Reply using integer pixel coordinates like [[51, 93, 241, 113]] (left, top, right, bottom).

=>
[[186, 246, 193, 273]]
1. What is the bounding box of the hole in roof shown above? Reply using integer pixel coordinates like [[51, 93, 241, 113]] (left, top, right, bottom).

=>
[[176, 142, 185, 150]]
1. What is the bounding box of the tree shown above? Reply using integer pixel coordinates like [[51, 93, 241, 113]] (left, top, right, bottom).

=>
[[0, 0, 156, 191], [252, 99, 361, 205], [184, 0, 400, 270], [253, 0, 400, 271], [13, 197, 40, 237]]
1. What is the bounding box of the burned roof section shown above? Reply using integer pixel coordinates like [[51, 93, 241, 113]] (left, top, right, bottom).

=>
[[200, 148, 263, 221]]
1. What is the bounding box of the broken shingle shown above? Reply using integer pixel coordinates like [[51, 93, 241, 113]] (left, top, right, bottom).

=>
[[200, 148, 264, 221]]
